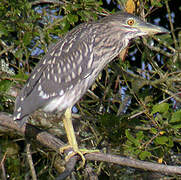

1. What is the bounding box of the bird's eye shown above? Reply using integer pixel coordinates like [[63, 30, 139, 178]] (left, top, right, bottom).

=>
[[127, 19, 135, 26]]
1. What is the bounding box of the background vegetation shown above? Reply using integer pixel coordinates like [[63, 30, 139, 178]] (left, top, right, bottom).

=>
[[0, 0, 180, 179]]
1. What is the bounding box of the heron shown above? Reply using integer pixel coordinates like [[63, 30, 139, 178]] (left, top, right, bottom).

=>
[[13, 12, 168, 165]]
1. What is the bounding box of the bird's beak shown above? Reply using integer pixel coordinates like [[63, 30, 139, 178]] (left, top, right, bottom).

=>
[[138, 22, 169, 35]]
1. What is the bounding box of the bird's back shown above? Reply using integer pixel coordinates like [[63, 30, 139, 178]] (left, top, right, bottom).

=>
[[13, 13, 136, 125]]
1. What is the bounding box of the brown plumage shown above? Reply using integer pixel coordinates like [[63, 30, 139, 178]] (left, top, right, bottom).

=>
[[13, 12, 168, 126]]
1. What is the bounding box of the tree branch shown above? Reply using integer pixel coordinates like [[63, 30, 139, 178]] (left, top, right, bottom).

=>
[[0, 112, 181, 177]]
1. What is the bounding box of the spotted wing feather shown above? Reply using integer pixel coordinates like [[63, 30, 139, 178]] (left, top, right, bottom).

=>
[[13, 23, 96, 125]]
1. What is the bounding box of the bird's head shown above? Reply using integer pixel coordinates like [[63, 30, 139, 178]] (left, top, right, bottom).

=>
[[102, 12, 169, 41]]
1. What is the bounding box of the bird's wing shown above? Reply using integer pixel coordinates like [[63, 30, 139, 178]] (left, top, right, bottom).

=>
[[14, 23, 95, 123]]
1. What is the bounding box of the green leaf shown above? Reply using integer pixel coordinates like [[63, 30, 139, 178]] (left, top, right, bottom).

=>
[[152, 103, 169, 114], [155, 136, 168, 145], [170, 110, 181, 123], [67, 14, 79, 24], [135, 149, 141, 155], [139, 151, 151, 160], [23, 32, 32, 46], [64, 4, 73, 13], [151, 0, 163, 7], [14, 49, 23, 60], [136, 131, 144, 140], [167, 137, 174, 147], [125, 129, 140, 146], [172, 124, 181, 129], [14, 71, 29, 81], [0, 23, 8, 37], [125, 129, 135, 142], [150, 128, 157, 134], [0, 80, 11, 92], [60, 18, 70, 33]]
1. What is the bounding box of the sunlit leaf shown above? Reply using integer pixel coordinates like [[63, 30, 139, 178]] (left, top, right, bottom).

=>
[[152, 103, 169, 114], [139, 151, 151, 160], [125, 0, 135, 13], [155, 136, 168, 145], [170, 110, 181, 123]]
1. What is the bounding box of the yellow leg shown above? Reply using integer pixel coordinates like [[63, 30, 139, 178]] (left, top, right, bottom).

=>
[[62, 107, 85, 165], [63, 107, 78, 150], [60, 107, 99, 168]]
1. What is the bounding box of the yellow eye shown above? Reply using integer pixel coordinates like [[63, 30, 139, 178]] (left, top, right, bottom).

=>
[[127, 19, 135, 26]]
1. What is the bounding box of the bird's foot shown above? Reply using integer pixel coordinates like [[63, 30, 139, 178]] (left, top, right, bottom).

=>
[[60, 146, 99, 168]]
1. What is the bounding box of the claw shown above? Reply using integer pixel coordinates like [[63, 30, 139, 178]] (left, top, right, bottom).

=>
[[60, 146, 99, 169]]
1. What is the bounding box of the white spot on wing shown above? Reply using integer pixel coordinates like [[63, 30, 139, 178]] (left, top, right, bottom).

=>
[[54, 76, 58, 82], [87, 53, 94, 69], [75, 51, 79, 58], [66, 75, 71, 82], [39, 91, 44, 97], [58, 78, 61, 83], [72, 71, 76, 79], [38, 85, 42, 91], [17, 107, 22, 112], [47, 73, 50, 80], [52, 57, 56, 64], [73, 62, 76, 69], [59, 90, 64, 96], [50, 51, 55, 56], [57, 63, 60, 69], [51, 92, 56, 96], [37, 68, 41, 72], [42, 94, 49, 99], [84, 42, 89, 56], [63, 66, 66, 72], [77, 54, 83, 64], [39, 91, 50, 99], [78, 66, 82, 75], [32, 74, 36, 79], [58, 68, 61, 74], [69, 85, 73, 90], [16, 113, 21, 119], [67, 63, 70, 70]]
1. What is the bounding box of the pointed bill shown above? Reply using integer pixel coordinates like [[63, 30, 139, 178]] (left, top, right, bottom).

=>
[[138, 22, 169, 35]]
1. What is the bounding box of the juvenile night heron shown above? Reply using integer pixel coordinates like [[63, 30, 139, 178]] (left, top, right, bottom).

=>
[[13, 12, 168, 164]]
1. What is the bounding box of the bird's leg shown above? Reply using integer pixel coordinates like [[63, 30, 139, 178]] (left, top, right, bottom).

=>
[[60, 107, 86, 167], [60, 107, 99, 167]]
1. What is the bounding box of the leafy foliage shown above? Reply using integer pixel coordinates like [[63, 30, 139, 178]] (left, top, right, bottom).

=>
[[0, 0, 180, 179]]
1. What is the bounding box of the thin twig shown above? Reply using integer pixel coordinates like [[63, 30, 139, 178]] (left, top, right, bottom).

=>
[[165, 1, 178, 49], [26, 144, 37, 180], [31, 0, 65, 6], [0, 152, 7, 180], [141, 38, 174, 57], [1, 113, 181, 176], [152, 36, 176, 53], [0, 76, 26, 82], [0, 44, 14, 57], [128, 109, 147, 119]]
